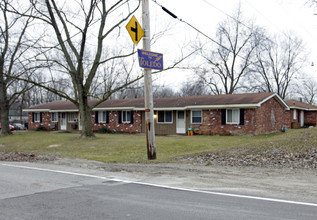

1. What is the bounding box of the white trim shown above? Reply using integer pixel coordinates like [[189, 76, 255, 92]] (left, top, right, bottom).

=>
[[226, 109, 240, 124], [51, 112, 58, 122], [259, 93, 290, 110], [191, 110, 202, 124], [34, 112, 41, 122], [50, 109, 78, 112], [121, 110, 131, 124], [98, 111, 108, 123], [94, 107, 134, 111], [288, 106, 317, 111], [23, 109, 50, 112], [186, 104, 259, 109]]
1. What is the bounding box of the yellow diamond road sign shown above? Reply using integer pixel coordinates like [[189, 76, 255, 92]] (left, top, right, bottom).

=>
[[126, 15, 144, 45]]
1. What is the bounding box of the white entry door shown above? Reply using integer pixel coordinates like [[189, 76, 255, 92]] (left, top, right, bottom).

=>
[[176, 111, 186, 134], [61, 113, 66, 130]]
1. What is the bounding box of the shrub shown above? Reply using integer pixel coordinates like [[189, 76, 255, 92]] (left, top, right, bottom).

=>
[[36, 125, 47, 131], [98, 127, 112, 134]]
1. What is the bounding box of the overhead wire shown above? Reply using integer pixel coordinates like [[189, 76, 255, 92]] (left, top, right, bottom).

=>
[[151, 0, 315, 79], [151, 0, 234, 56]]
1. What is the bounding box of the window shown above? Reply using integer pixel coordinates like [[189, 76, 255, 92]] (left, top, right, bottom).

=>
[[122, 111, 131, 123], [68, 112, 76, 122], [157, 111, 173, 123], [226, 109, 240, 124], [33, 112, 41, 122], [51, 112, 58, 122], [98, 111, 108, 123], [191, 110, 202, 124], [293, 109, 297, 120]]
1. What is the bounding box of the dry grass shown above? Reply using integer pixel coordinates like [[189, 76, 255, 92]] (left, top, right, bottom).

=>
[[1, 128, 316, 163]]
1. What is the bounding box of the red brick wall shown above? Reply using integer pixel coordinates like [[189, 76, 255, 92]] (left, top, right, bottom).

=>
[[253, 97, 288, 135], [189, 97, 288, 136], [190, 109, 257, 136], [304, 111, 317, 126], [28, 111, 142, 134], [92, 111, 142, 134], [28, 112, 52, 130]]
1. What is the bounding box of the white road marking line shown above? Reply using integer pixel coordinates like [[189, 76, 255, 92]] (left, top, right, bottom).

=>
[[2, 163, 317, 207]]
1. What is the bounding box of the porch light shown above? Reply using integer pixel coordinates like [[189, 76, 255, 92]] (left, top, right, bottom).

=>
[[153, 114, 158, 119]]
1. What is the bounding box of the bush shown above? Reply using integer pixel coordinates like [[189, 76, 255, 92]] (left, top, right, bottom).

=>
[[97, 127, 121, 134], [97, 127, 112, 134], [35, 125, 47, 131]]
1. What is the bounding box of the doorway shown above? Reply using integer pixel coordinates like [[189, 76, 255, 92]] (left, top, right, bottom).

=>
[[176, 111, 186, 134], [61, 113, 66, 130]]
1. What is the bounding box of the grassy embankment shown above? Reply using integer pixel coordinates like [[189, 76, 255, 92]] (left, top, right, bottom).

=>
[[0, 128, 316, 163]]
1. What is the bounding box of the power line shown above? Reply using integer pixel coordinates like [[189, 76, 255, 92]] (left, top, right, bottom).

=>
[[151, 0, 234, 55]]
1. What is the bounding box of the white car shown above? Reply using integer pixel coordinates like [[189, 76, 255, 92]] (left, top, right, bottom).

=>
[[13, 123, 24, 130]]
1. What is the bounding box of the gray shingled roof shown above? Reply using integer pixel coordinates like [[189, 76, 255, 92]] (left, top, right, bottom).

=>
[[285, 99, 317, 110], [24, 92, 285, 111]]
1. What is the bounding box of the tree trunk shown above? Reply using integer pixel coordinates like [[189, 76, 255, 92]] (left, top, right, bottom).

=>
[[78, 93, 94, 138], [0, 73, 11, 136]]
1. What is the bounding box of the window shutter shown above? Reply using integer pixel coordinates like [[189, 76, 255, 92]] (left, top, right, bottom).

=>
[[32, 113, 35, 123], [95, 111, 99, 123], [130, 111, 134, 124], [118, 111, 122, 124], [106, 111, 109, 124], [40, 113, 42, 123], [221, 109, 226, 125], [239, 109, 244, 125]]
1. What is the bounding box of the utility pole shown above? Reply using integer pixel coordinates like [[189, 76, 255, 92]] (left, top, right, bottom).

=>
[[142, 0, 156, 160]]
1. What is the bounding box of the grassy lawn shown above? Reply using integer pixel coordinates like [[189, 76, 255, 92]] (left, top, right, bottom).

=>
[[1, 128, 317, 163]]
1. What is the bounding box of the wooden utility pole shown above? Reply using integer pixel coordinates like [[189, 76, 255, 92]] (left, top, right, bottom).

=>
[[142, 0, 156, 160]]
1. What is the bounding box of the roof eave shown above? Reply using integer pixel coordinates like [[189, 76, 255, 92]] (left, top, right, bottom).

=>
[[185, 104, 260, 109], [23, 109, 50, 112]]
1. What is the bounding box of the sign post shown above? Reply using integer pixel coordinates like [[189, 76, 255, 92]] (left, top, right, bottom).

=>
[[142, 0, 156, 160]]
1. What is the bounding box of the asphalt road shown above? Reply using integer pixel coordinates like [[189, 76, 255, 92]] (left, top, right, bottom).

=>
[[1, 162, 317, 220]]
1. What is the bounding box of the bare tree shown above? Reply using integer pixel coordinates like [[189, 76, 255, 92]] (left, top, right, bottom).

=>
[[12, 0, 143, 138], [252, 32, 306, 99], [153, 86, 176, 98], [296, 79, 317, 104], [0, 0, 40, 136], [197, 6, 262, 95], [178, 78, 207, 97]]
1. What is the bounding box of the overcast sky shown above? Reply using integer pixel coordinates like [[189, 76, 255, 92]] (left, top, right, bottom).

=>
[[131, 0, 317, 89]]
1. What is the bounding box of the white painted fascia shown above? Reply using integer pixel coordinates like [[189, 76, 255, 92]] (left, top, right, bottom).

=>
[[134, 107, 186, 111], [93, 107, 134, 111], [185, 104, 259, 110], [50, 109, 78, 112], [23, 109, 50, 112], [259, 93, 290, 110], [288, 106, 317, 111]]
